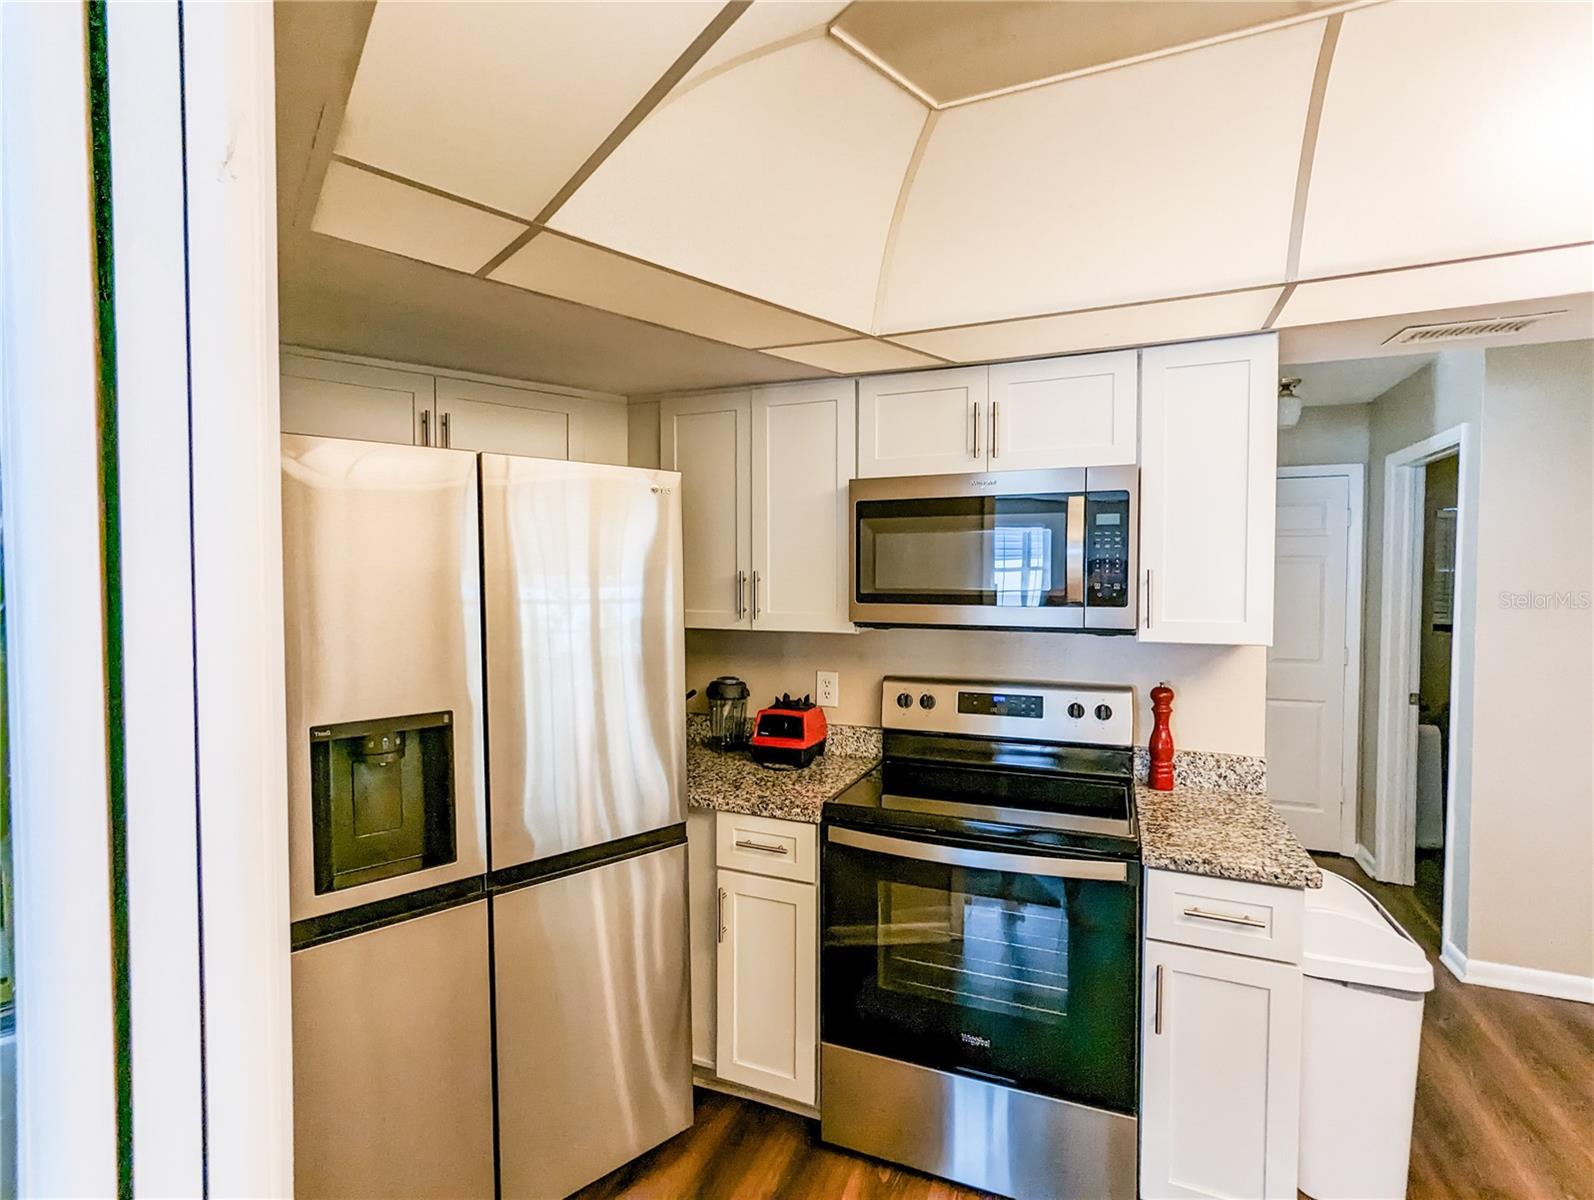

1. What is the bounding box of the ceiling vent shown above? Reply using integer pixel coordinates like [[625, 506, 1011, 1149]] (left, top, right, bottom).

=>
[[1382, 310, 1565, 346]]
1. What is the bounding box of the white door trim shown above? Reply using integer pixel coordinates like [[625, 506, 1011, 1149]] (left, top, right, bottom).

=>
[[1372, 426, 1473, 922], [1277, 465, 1366, 856], [0, 6, 120, 1193]]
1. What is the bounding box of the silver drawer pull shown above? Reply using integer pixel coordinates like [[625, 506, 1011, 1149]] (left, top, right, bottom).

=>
[[1183, 905, 1266, 929], [735, 838, 789, 855]]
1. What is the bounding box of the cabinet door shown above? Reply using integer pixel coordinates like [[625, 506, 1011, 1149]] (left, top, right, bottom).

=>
[[1141, 940, 1301, 1200], [1139, 334, 1277, 644], [280, 352, 433, 445], [857, 366, 989, 477], [751, 380, 856, 633], [714, 868, 816, 1105], [661, 391, 751, 629], [434, 377, 573, 459], [987, 350, 1137, 470]]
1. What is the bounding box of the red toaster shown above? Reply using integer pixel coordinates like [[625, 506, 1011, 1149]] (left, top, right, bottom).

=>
[[750, 694, 828, 768]]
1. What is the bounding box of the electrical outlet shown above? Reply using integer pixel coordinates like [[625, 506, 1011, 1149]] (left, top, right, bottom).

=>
[[816, 670, 840, 708]]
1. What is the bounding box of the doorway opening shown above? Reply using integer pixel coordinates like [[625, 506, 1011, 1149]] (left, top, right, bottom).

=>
[[1413, 453, 1459, 926], [1372, 423, 1474, 962]]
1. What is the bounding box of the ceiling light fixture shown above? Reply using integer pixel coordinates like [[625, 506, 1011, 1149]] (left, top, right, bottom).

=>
[[1278, 376, 1304, 428]]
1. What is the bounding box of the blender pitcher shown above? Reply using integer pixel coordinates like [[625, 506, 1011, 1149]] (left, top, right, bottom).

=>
[[705, 676, 749, 749]]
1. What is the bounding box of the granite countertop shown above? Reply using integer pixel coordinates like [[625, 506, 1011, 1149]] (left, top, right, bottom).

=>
[[687, 742, 878, 824], [1138, 783, 1323, 889]]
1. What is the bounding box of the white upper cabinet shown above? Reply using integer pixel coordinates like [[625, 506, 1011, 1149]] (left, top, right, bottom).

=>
[[1139, 334, 1277, 645], [662, 382, 854, 633], [987, 350, 1136, 470], [857, 366, 989, 478], [661, 390, 753, 630], [280, 353, 434, 446], [751, 380, 856, 633], [434, 377, 575, 459]]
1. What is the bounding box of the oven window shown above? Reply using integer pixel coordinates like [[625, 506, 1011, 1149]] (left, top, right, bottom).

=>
[[876, 882, 1071, 1019], [823, 834, 1138, 1114], [855, 496, 1072, 608]]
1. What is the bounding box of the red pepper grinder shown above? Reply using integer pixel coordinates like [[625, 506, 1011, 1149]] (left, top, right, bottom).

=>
[[1149, 682, 1175, 791]]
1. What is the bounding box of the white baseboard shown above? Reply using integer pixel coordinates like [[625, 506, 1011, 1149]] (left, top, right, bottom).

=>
[[1441, 939, 1594, 1004], [1353, 843, 1378, 879]]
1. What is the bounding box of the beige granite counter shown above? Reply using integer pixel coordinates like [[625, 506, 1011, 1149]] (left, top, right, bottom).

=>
[[1138, 783, 1323, 889], [686, 719, 1318, 890], [687, 743, 877, 824]]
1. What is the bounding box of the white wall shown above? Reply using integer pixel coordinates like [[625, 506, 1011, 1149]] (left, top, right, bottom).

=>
[[687, 629, 1268, 756], [1466, 340, 1593, 980], [1359, 352, 1485, 870], [1277, 404, 1370, 467]]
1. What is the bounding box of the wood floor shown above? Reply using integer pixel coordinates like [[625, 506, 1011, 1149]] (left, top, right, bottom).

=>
[[575, 856, 1593, 1200]]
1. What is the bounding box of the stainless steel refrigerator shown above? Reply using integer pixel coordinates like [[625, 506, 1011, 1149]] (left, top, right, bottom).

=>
[[282, 437, 690, 1199], [479, 453, 691, 1199]]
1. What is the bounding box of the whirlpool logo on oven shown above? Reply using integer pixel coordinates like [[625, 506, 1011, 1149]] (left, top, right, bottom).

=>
[[959, 1031, 992, 1049]]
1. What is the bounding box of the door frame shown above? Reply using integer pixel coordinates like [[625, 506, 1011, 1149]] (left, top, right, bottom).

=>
[[1275, 465, 1366, 857], [1371, 425, 1474, 929]]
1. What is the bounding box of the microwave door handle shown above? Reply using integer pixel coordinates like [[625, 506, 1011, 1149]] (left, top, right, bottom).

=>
[[826, 825, 1127, 881], [1066, 496, 1086, 606]]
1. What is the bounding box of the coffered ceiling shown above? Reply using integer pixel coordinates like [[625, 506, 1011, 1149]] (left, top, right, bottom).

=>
[[276, 0, 1594, 394]]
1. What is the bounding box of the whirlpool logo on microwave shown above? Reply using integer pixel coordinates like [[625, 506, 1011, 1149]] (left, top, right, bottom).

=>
[[959, 1031, 992, 1049]]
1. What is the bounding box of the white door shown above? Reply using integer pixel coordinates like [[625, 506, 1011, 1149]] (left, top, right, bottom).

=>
[[1140, 335, 1278, 645], [714, 868, 816, 1105], [857, 366, 989, 478], [661, 390, 751, 629], [1141, 940, 1302, 1200], [280, 352, 433, 445], [987, 351, 1137, 470], [1267, 474, 1352, 851], [435, 377, 572, 458], [751, 379, 856, 633]]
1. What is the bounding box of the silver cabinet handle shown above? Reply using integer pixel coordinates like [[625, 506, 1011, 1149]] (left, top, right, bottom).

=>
[[827, 825, 1127, 881], [751, 570, 760, 621], [991, 400, 1000, 459], [716, 887, 727, 943], [419, 409, 431, 447], [972, 401, 982, 459], [1154, 963, 1165, 1035], [734, 838, 788, 855], [734, 570, 746, 620], [440, 410, 451, 448], [1143, 568, 1153, 630], [1183, 905, 1267, 929]]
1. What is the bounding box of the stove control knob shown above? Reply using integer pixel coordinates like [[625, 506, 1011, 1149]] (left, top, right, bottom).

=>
[[1094, 703, 1113, 721], [895, 691, 914, 709], [919, 693, 936, 710], [1067, 702, 1085, 720]]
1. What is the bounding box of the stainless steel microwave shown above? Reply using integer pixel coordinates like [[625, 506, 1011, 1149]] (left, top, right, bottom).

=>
[[849, 467, 1138, 632]]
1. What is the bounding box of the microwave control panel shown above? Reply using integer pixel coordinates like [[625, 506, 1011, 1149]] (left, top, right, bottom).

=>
[[1085, 491, 1131, 608]]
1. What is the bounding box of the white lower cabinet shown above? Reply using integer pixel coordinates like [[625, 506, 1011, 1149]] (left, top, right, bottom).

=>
[[1140, 940, 1303, 1200], [714, 866, 817, 1106]]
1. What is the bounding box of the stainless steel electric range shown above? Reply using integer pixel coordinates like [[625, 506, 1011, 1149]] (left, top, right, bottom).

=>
[[820, 677, 1141, 1200]]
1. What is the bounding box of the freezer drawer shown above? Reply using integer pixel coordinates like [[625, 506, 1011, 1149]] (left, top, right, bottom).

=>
[[494, 841, 693, 1199], [291, 899, 494, 1200], [480, 455, 685, 870]]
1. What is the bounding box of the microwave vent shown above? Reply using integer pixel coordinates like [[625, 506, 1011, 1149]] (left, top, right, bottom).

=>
[[1382, 310, 1564, 346]]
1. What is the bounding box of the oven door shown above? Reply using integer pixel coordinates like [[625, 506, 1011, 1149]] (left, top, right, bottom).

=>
[[850, 470, 1087, 630], [822, 824, 1139, 1115]]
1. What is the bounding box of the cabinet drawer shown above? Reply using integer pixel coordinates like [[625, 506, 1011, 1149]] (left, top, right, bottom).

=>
[[715, 813, 816, 883], [1146, 869, 1303, 964]]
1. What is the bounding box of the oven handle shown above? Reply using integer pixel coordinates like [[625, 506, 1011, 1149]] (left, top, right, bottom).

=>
[[826, 825, 1129, 881]]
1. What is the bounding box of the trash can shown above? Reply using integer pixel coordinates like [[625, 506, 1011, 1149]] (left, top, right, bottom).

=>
[[1298, 872, 1435, 1200]]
